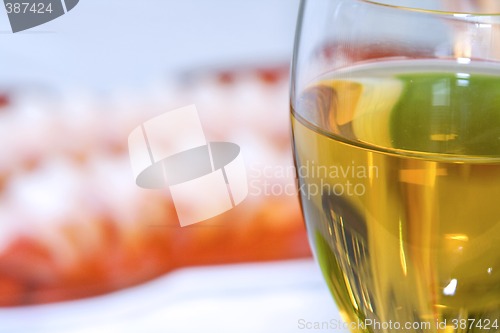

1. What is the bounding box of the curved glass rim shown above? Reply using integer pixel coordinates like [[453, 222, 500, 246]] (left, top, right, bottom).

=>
[[361, 0, 500, 16]]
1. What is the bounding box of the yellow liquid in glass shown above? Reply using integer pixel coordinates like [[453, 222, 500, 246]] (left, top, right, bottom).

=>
[[292, 61, 500, 333]]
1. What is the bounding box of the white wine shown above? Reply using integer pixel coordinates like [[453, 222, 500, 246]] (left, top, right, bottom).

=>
[[292, 61, 500, 333]]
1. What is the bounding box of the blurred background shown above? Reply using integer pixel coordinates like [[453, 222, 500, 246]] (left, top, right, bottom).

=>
[[0, 1, 341, 332]]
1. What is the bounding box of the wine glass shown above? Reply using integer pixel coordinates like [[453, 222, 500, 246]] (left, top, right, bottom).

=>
[[290, 1, 500, 332]]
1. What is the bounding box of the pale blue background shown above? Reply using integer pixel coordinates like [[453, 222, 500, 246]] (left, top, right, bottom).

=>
[[0, 0, 300, 89]]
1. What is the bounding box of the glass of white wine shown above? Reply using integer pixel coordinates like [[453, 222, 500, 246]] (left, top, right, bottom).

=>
[[291, 1, 500, 332]]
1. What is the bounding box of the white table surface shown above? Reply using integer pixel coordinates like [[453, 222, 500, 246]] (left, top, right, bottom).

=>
[[0, 259, 347, 333]]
